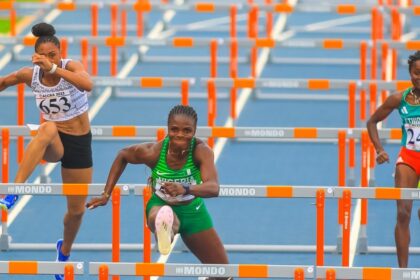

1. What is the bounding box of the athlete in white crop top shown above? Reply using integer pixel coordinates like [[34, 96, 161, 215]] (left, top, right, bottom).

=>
[[0, 22, 92, 280]]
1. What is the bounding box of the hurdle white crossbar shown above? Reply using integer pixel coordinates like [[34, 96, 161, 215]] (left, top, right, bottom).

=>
[[317, 266, 420, 279], [200, 77, 412, 91], [0, 183, 132, 196], [0, 261, 83, 275], [89, 262, 314, 278], [0, 125, 404, 140], [4, 1, 418, 15], [133, 185, 420, 200], [1, 36, 418, 50]]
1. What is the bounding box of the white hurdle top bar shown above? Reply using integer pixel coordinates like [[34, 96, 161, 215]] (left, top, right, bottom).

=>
[[317, 266, 420, 280], [0, 36, 418, 50], [1, 184, 418, 200], [0, 183, 131, 196], [3, 1, 420, 15], [0, 126, 404, 140], [89, 262, 314, 278], [0, 261, 83, 275]]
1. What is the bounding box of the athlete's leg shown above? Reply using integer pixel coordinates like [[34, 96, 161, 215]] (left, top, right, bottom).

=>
[[15, 121, 63, 183], [182, 228, 230, 280], [147, 205, 180, 234], [60, 167, 92, 255], [395, 163, 418, 267]]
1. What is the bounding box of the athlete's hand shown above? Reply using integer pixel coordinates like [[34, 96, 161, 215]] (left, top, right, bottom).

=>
[[32, 53, 54, 72], [376, 150, 390, 164], [86, 195, 109, 210], [160, 182, 183, 197]]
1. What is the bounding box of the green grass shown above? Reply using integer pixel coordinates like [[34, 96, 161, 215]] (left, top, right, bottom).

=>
[[0, 19, 11, 33]]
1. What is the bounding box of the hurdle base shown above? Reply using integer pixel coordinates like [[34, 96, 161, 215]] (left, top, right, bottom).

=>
[[357, 225, 368, 254], [0, 234, 11, 251]]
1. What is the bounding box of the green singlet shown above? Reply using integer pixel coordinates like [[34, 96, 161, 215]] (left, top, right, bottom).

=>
[[399, 87, 420, 151], [146, 137, 213, 236]]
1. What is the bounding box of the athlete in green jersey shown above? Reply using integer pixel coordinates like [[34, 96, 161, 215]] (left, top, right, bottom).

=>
[[87, 105, 231, 280], [367, 51, 420, 268]]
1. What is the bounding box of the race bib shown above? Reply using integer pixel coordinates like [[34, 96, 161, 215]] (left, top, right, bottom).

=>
[[404, 124, 420, 151], [35, 90, 72, 117]]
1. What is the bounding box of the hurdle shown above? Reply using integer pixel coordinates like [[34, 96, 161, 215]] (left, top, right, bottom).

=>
[[89, 262, 314, 279], [0, 183, 130, 251], [0, 261, 83, 279], [317, 266, 420, 280]]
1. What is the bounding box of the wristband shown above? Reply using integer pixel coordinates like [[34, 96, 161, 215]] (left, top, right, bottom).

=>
[[181, 183, 190, 195], [101, 191, 111, 200], [48, 63, 57, 74]]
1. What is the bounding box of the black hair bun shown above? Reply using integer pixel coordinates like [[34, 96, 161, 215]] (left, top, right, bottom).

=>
[[31, 22, 56, 37]]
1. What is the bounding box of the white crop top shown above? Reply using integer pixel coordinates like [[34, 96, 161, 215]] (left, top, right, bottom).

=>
[[31, 59, 89, 121]]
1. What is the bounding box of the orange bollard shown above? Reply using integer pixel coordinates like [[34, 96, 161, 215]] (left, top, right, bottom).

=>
[[250, 47, 257, 78], [181, 80, 189, 105], [207, 80, 216, 126], [1, 207, 7, 224], [371, 44, 377, 80], [381, 42, 389, 104], [361, 131, 368, 226], [156, 128, 165, 141], [230, 88, 236, 120], [392, 49, 398, 80], [371, 7, 378, 41], [91, 4, 98, 36], [91, 4, 98, 76], [337, 131, 346, 226], [81, 38, 89, 72], [369, 82, 377, 116], [99, 265, 109, 280], [248, 5, 258, 38], [111, 4, 118, 37], [10, 7, 16, 36], [338, 131, 346, 187], [112, 187, 121, 280], [230, 5, 237, 38], [136, 5, 144, 37], [230, 38, 238, 78], [92, 46, 98, 76], [210, 40, 217, 78], [207, 80, 216, 148], [326, 269, 336, 280], [342, 189, 351, 267], [294, 267, 304, 280], [17, 83, 24, 163], [360, 41, 367, 122], [265, 0, 273, 37], [64, 264, 74, 280], [2, 128, 9, 183], [60, 38, 68, 58], [316, 189, 325, 266], [110, 45, 118, 76], [143, 186, 152, 280], [361, 131, 369, 188], [120, 0, 127, 37], [348, 82, 356, 186], [348, 82, 356, 129]]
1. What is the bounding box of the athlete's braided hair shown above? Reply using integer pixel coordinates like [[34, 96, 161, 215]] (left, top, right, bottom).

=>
[[408, 51, 420, 72], [167, 105, 198, 126], [32, 22, 60, 52]]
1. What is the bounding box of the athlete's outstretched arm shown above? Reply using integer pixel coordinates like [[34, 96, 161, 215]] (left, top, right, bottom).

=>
[[86, 143, 155, 209], [0, 67, 32, 91]]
